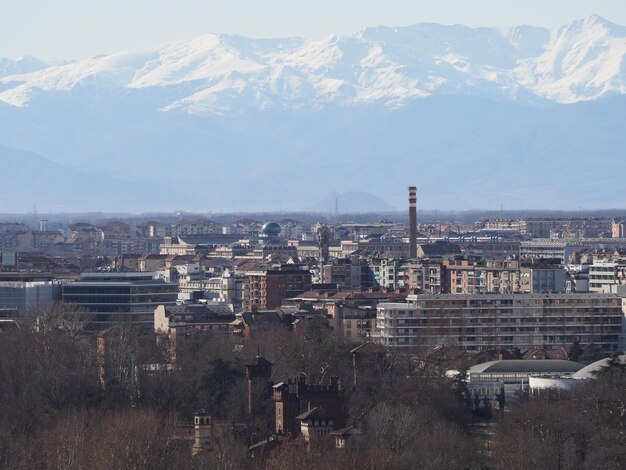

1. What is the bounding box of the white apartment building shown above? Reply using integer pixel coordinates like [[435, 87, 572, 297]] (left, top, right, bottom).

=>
[[588, 261, 626, 293], [375, 293, 624, 354]]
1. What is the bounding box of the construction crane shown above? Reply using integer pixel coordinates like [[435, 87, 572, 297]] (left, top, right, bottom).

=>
[[563, 220, 573, 239]]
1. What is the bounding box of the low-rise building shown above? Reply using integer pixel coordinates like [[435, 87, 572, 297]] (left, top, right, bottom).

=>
[[154, 303, 236, 359], [233, 309, 300, 338], [0, 272, 62, 314], [467, 359, 584, 405], [63, 272, 178, 328], [528, 354, 626, 393]]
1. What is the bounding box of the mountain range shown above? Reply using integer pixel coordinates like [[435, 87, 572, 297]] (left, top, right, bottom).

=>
[[1, 15, 625, 213]]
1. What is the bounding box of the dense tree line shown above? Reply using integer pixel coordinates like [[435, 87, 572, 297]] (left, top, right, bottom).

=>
[[0, 303, 624, 469], [491, 358, 626, 470]]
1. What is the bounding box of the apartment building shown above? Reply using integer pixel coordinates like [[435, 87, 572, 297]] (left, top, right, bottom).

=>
[[405, 259, 442, 294], [483, 259, 521, 293], [320, 257, 374, 289], [160, 235, 242, 255], [612, 219, 626, 238], [245, 263, 312, 311], [374, 293, 624, 354], [519, 219, 569, 238], [138, 220, 223, 238], [462, 240, 520, 260], [521, 238, 626, 263], [588, 261, 626, 293], [520, 266, 566, 293], [372, 258, 407, 289], [330, 305, 376, 342], [441, 258, 485, 294]]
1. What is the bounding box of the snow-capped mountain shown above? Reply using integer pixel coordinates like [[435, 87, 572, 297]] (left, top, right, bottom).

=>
[[513, 15, 626, 102], [1, 15, 625, 113], [1, 15, 626, 212]]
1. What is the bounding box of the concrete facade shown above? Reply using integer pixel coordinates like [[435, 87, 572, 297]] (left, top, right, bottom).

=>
[[375, 293, 624, 354]]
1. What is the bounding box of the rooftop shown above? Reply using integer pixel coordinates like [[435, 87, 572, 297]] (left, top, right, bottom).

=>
[[79, 271, 156, 280], [165, 303, 234, 318], [244, 355, 273, 368], [469, 359, 584, 375], [572, 354, 626, 379], [0, 272, 57, 282]]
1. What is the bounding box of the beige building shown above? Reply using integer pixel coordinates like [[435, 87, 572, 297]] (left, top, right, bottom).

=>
[[588, 261, 626, 293], [405, 259, 442, 294], [612, 219, 626, 238], [483, 259, 521, 293], [442, 259, 485, 294], [160, 235, 243, 255]]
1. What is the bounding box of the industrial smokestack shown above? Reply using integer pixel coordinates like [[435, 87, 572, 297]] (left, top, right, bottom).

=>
[[408, 186, 417, 259]]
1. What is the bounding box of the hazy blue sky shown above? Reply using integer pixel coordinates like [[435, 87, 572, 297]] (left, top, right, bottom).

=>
[[3, 0, 626, 59]]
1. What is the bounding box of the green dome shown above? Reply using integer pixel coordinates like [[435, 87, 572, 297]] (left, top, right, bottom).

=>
[[261, 222, 281, 236]]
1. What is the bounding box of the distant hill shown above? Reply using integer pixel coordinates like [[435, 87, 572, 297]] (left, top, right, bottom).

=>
[[0, 145, 192, 212]]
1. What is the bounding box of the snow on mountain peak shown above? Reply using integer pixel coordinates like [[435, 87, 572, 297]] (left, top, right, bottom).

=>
[[1, 15, 625, 112], [569, 14, 626, 34], [512, 15, 626, 102]]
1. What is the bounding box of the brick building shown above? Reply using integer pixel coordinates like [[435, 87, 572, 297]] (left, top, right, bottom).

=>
[[245, 263, 312, 311]]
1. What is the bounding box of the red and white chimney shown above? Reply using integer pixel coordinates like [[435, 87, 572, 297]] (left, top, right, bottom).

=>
[[409, 186, 417, 258]]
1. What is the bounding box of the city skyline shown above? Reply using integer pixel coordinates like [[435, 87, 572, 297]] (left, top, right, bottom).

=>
[[1, 2, 625, 468]]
